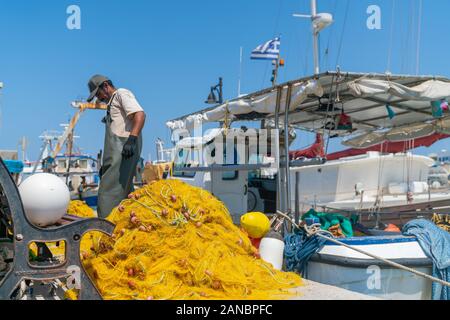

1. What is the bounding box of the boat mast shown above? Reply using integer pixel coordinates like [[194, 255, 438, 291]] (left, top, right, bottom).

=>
[[311, 0, 319, 75], [293, 0, 333, 75]]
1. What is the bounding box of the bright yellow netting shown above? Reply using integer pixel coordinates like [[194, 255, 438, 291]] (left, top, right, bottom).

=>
[[29, 201, 96, 260], [432, 213, 450, 232], [79, 180, 302, 300], [67, 200, 97, 218]]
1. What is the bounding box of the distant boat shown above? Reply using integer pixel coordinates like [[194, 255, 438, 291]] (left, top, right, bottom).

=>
[[22, 154, 100, 207], [21, 129, 100, 208]]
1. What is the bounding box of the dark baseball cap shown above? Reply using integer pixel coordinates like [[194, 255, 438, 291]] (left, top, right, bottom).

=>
[[87, 74, 110, 102]]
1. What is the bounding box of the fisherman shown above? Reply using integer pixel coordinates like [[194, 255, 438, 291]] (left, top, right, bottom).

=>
[[87, 75, 146, 218]]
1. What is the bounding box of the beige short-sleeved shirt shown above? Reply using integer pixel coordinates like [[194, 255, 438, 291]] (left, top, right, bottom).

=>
[[107, 88, 144, 138]]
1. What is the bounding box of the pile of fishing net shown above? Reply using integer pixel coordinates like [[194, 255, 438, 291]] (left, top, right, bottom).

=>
[[432, 213, 450, 233], [29, 201, 96, 260], [79, 180, 302, 300], [67, 200, 96, 218]]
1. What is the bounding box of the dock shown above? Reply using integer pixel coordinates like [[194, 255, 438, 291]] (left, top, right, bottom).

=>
[[291, 280, 380, 300]]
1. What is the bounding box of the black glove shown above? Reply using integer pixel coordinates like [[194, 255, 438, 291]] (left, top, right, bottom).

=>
[[122, 135, 138, 159]]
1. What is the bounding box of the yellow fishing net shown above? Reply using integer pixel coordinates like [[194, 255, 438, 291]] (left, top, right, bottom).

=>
[[78, 180, 302, 300], [432, 213, 450, 232], [29, 201, 96, 260], [67, 200, 97, 218]]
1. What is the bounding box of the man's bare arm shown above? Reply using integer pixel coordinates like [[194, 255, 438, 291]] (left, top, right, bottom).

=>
[[129, 111, 146, 137]]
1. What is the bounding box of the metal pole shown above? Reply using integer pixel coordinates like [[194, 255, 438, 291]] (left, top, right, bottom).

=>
[[32, 140, 48, 174], [274, 86, 283, 212], [284, 84, 293, 214], [311, 0, 320, 75], [238, 47, 243, 96], [218, 77, 224, 104], [295, 171, 300, 224]]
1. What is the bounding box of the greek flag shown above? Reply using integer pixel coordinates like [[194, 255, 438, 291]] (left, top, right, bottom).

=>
[[251, 37, 280, 60]]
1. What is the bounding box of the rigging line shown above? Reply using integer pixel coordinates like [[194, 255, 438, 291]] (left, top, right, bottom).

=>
[[273, 0, 284, 37], [335, 0, 350, 67], [387, 0, 396, 72], [261, 0, 284, 89], [416, 0, 423, 75], [324, 74, 337, 155], [303, 30, 312, 76], [399, 1, 407, 73], [406, 1, 416, 74], [285, 25, 296, 81], [323, 0, 339, 71], [260, 62, 270, 89]]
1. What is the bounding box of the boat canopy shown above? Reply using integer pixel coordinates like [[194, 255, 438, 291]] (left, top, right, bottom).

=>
[[166, 72, 450, 143]]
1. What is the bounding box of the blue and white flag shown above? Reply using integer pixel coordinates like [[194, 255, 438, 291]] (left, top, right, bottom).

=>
[[251, 37, 280, 60]]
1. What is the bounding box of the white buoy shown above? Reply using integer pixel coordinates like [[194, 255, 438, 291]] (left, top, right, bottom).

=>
[[259, 230, 285, 270], [19, 173, 70, 227]]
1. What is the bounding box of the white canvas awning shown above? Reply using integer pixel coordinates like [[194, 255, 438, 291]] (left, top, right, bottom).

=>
[[342, 116, 450, 149], [166, 79, 323, 131], [167, 72, 450, 138], [348, 79, 450, 101]]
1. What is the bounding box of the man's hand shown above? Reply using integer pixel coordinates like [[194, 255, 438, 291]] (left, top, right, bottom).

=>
[[122, 135, 138, 159]]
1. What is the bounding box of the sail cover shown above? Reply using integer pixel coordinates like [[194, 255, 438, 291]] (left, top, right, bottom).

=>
[[167, 72, 450, 138], [166, 79, 323, 132]]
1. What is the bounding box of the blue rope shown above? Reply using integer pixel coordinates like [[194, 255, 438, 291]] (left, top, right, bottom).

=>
[[284, 229, 328, 277]]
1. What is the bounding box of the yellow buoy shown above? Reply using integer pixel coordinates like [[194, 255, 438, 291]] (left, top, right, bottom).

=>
[[240, 212, 271, 239]]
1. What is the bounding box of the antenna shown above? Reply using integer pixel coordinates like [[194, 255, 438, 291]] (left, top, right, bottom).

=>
[[18, 136, 28, 161], [238, 47, 243, 97], [293, 0, 334, 75]]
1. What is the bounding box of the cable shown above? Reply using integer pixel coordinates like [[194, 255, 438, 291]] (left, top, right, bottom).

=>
[[387, 0, 396, 72], [335, 0, 350, 67], [261, 0, 284, 89], [322, 0, 339, 71], [416, 0, 423, 75]]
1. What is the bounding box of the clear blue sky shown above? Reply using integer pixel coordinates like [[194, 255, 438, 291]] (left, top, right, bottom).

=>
[[1, 0, 449, 161]]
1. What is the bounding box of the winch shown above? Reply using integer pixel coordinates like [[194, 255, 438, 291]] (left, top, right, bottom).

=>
[[0, 158, 114, 300]]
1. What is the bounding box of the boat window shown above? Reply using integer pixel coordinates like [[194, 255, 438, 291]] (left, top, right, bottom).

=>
[[57, 160, 66, 169], [173, 148, 199, 178], [222, 147, 239, 181], [206, 146, 239, 180], [78, 160, 88, 169]]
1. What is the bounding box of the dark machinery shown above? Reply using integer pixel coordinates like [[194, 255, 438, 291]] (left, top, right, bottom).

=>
[[0, 158, 114, 300]]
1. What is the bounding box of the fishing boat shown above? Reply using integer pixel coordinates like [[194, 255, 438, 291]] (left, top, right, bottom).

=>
[[307, 235, 432, 300], [164, 0, 450, 299], [21, 129, 101, 207]]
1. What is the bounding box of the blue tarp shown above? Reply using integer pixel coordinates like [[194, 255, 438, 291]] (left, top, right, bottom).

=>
[[3, 160, 24, 174], [403, 219, 450, 300]]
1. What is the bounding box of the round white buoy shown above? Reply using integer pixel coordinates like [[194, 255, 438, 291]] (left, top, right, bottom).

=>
[[19, 173, 70, 227], [432, 181, 442, 189], [259, 231, 285, 270]]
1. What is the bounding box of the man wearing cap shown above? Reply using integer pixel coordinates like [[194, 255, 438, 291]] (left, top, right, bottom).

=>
[[87, 75, 146, 218]]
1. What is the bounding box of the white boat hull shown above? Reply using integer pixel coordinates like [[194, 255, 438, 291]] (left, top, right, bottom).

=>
[[290, 152, 448, 213], [305, 236, 433, 300]]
